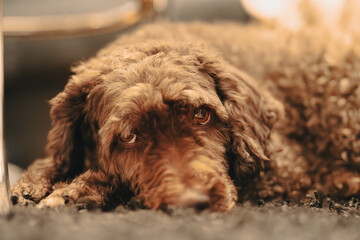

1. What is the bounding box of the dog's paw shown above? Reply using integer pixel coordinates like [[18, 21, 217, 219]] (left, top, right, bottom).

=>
[[37, 196, 66, 208], [37, 188, 74, 209], [37, 188, 100, 209], [10, 183, 50, 206]]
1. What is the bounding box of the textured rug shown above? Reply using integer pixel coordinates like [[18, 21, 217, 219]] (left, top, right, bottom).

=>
[[2, 195, 360, 240]]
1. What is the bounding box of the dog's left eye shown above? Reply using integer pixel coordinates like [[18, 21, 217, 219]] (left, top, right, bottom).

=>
[[194, 108, 211, 125], [119, 133, 137, 144]]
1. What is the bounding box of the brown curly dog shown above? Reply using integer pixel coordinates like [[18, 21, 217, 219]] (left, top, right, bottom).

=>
[[11, 21, 360, 212]]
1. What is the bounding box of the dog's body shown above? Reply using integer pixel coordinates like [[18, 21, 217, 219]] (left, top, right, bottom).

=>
[[11, 22, 360, 212]]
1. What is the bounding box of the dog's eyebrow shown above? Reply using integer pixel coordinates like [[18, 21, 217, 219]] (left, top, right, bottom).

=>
[[100, 83, 164, 136], [100, 79, 229, 138], [174, 88, 228, 121], [155, 77, 229, 121]]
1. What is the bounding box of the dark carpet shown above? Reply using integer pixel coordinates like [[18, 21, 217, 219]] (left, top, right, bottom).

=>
[[1, 194, 360, 240]]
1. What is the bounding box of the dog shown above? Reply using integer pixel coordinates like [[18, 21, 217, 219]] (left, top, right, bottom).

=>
[[11, 22, 360, 212]]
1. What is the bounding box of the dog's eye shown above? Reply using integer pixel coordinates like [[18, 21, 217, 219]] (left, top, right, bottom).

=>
[[120, 133, 137, 144], [194, 108, 211, 125]]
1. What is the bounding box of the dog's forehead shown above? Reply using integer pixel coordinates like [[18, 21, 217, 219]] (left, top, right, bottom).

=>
[[99, 55, 228, 136], [104, 51, 225, 105]]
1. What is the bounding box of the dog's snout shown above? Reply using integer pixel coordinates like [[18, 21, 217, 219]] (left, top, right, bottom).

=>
[[179, 189, 210, 210]]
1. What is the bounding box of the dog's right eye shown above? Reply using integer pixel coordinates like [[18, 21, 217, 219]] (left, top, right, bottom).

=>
[[194, 108, 211, 125], [119, 133, 137, 144]]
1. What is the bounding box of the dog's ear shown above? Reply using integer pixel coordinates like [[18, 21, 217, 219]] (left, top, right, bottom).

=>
[[196, 53, 284, 182], [46, 76, 101, 178]]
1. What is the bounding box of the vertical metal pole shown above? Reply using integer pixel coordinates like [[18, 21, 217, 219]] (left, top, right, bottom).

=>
[[0, 0, 12, 216]]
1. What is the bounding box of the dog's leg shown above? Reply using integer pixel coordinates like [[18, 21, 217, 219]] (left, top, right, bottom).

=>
[[10, 157, 57, 205], [38, 170, 112, 208]]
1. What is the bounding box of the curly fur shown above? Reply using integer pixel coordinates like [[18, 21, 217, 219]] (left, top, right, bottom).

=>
[[11, 20, 360, 212]]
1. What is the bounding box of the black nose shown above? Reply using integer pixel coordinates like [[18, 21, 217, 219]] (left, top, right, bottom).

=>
[[179, 189, 210, 210]]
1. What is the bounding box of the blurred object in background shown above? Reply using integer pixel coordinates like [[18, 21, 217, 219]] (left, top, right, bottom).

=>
[[163, 0, 248, 21], [1, 0, 12, 215], [8, 163, 22, 187], [4, 0, 154, 39], [3, 0, 248, 168], [242, 0, 360, 31], [242, 0, 303, 29]]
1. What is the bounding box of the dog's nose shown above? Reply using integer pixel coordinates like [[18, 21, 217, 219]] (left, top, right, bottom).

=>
[[179, 189, 210, 210]]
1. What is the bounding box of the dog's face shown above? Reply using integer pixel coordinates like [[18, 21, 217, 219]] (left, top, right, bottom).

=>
[[47, 42, 283, 212], [97, 58, 236, 211]]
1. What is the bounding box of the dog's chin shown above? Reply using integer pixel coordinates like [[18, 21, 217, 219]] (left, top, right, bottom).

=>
[[139, 176, 237, 213]]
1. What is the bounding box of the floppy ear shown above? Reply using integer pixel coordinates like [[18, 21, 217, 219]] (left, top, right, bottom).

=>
[[46, 76, 102, 178], [197, 53, 284, 182]]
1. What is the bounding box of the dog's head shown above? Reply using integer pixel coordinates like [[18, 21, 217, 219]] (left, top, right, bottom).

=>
[[46, 42, 283, 212]]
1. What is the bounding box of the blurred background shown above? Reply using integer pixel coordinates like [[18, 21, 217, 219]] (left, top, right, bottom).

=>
[[3, 0, 356, 182]]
